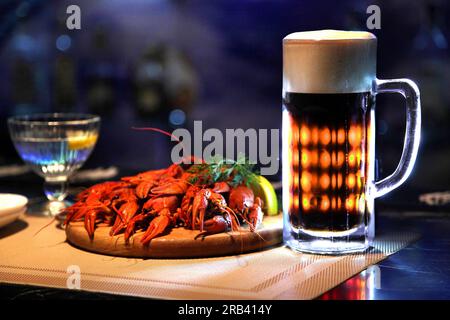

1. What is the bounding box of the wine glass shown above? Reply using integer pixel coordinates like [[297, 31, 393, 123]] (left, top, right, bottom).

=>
[[8, 113, 100, 216]]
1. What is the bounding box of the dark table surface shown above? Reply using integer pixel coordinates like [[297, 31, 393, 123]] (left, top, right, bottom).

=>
[[320, 210, 450, 300], [1, 169, 450, 300]]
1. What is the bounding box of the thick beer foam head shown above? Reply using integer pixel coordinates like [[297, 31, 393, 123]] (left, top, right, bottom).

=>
[[283, 30, 377, 94]]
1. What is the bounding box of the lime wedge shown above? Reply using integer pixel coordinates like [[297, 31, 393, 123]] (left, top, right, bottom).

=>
[[249, 175, 279, 216]]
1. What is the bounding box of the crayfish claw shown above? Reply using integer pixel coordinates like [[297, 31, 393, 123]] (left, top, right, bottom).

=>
[[84, 211, 98, 239], [212, 182, 230, 193], [203, 215, 230, 235], [136, 180, 156, 199], [124, 214, 146, 242], [151, 180, 188, 195], [109, 219, 124, 236], [248, 197, 263, 232], [140, 212, 171, 245], [192, 189, 210, 231]]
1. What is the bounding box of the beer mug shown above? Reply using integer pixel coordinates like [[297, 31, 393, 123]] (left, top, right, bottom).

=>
[[282, 30, 421, 254]]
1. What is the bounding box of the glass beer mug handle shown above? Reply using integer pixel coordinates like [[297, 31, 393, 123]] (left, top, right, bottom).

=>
[[372, 78, 421, 198]]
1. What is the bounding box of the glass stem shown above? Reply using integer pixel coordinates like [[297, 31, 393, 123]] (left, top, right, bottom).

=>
[[44, 178, 68, 202]]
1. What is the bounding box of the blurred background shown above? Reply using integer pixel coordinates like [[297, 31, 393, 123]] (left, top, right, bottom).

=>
[[0, 0, 449, 206]]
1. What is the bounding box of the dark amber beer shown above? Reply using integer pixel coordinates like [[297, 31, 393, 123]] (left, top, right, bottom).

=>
[[283, 92, 370, 232], [282, 30, 421, 254]]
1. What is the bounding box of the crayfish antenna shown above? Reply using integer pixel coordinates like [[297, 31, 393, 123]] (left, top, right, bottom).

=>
[[33, 217, 58, 237]]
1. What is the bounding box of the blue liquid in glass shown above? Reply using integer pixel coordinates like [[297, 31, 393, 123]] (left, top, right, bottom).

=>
[[14, 137, 95, 179]]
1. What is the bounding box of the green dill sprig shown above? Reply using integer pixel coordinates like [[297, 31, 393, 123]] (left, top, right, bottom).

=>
[[187, 155, 259, 187]]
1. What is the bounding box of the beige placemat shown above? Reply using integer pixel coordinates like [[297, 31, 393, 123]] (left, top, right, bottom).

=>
[[0, 215, 418, 299]]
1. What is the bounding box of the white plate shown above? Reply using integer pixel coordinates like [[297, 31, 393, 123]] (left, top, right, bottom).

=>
[[0, 206, 26, 229], [0, 194, 28, 217]]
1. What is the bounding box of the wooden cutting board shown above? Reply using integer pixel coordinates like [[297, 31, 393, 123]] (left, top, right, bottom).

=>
[[66, 215, 283, 258]]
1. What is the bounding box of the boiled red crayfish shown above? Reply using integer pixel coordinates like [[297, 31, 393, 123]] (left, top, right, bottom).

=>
[[64, 162, 264, 245]]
